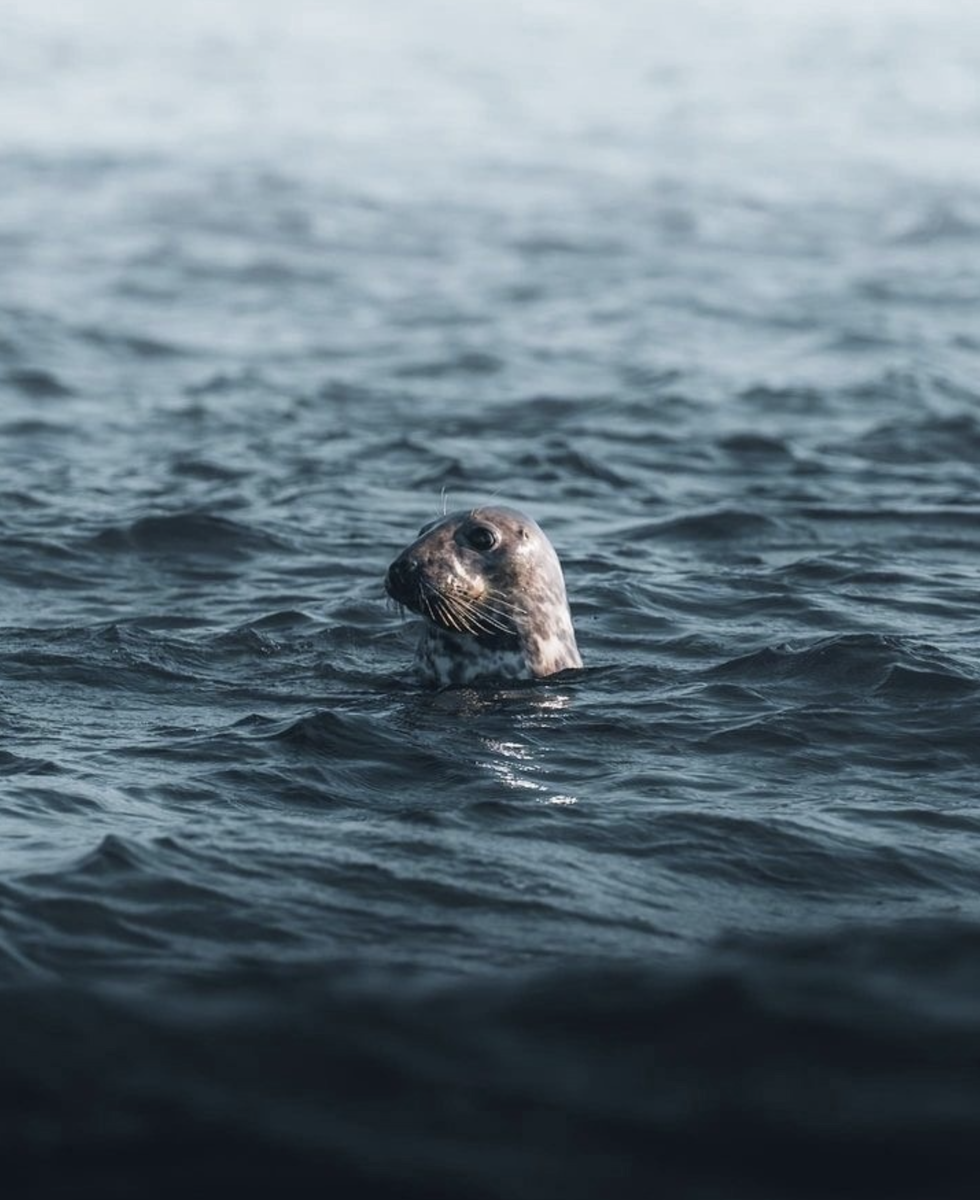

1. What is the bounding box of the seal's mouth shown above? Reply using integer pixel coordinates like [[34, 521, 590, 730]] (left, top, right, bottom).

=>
[[386, 558, 520, 642], [385, 561, 457, 631]]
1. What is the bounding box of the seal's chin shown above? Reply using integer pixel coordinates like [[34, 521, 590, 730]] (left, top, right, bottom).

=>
[[385, 565, 446, 629], [387, 584, 430, 624], [384, 571, 408, 608]]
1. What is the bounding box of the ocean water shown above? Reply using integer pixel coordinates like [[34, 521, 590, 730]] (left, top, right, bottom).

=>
[[3, 0, 980, 1195]]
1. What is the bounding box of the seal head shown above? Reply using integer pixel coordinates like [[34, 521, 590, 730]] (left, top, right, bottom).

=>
[[385, 506, 582, 687]]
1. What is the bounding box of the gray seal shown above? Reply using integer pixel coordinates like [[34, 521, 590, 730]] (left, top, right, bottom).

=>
[[385, 506, 582, 687]]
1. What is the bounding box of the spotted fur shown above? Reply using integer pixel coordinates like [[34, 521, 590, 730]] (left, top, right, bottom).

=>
[[385, 506, 582, 688]]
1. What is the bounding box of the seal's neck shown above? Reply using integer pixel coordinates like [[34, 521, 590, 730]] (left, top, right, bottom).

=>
[[521, 605, 582, 678], [415, 623, 531, 688]]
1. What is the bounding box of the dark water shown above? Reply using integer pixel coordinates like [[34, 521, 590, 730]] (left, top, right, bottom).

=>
[[3, 1, 980, 1195]]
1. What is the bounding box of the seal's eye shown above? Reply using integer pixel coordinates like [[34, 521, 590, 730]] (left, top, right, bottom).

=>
[[466, 525, 497, 552]]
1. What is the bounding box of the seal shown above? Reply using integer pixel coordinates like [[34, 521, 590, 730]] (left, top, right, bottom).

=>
[[385, 505, 582, 687]]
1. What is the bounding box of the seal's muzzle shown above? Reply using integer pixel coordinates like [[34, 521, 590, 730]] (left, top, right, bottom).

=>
[[385, 553, 420, 608]]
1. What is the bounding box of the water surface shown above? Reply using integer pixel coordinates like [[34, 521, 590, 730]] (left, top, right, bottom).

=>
[[3, 1, 980, 1195]]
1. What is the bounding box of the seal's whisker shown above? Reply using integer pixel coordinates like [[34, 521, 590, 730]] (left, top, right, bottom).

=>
[[426, 590, 445, 625], [426, 583, 486, 633], [452, 604, 481, 638], [444, 596, 486, 637], [437, 590, 489, 635], [470, 614, 509, 636], [420, 588, 514, 637], [418, 583, 441, 627], [455, 610, 499, 637], [481, 598, 524, 622], [435, 594, 468, 635], [439, 601, 462, 633], [484, 591, 528, 617], [471, 608, 512, 636], [415, 577, 479, 636], [479, 600, 526, 627], [449, 593, 513, 637]]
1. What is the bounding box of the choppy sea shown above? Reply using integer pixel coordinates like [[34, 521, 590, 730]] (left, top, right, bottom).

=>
[[3, 1, 980, 1195]]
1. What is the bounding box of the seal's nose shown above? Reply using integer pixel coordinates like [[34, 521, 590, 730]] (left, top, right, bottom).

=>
[[385, 554, 419, 603]]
